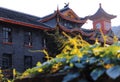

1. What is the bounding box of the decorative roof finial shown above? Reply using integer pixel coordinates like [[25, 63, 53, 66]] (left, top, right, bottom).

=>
[[64, 2, 69, 8], [57, 5, 59, 11], [99, 3, 102, 8]]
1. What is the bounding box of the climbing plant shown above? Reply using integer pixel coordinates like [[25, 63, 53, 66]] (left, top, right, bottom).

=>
[[15, 31, 120, 82]]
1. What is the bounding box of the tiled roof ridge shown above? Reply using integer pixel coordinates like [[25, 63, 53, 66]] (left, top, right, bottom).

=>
[[0, 7, 41, 19]]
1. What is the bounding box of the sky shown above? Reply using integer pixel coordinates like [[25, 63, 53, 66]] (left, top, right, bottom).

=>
[[0, 0, 120, 29]]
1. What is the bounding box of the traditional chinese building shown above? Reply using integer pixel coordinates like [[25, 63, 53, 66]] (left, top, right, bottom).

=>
[[0, 4, 116, 72], [89, 3, 116, 34], [39, 5, 96, 44], [88, 3, 116, 44]]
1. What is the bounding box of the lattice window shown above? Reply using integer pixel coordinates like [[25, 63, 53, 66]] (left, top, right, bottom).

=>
[[24, 31, 32, 46], [2, 27, 12, 43]]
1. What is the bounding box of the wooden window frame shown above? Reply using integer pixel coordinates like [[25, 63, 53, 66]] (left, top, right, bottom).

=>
[[24, 56, 32, 70], [2, 53, 12, 69], [2, 27, 12, 44], [24, 31, 32, 47]]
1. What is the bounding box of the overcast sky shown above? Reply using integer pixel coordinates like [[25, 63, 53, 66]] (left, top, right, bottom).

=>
[[0, 0, 120, 29]]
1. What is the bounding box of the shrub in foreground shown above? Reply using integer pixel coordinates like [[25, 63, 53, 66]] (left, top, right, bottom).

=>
[[13, 32, 120, 82]]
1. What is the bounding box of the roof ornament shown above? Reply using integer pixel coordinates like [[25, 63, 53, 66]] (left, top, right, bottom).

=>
[[64, 2, 69, 8], [57, 5, 59, 11], [99, 3, 102, 8]]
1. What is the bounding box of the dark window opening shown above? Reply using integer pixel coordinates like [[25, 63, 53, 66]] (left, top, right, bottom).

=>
[[24, 56, 32, 70], [2, 53, 12, 69]]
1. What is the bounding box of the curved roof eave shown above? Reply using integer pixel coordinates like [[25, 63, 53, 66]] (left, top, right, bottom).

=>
[[40, 7, 87, 24], [0, 17, 52, 31], [89, 4, 116, 20], [57, 24, 94, 36]]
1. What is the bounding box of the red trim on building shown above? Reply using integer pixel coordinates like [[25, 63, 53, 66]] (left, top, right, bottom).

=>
[[0, 17, 52, 31], [2, 42, 13, 45]]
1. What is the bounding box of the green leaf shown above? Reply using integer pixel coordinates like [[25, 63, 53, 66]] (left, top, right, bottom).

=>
[[102, 57, 111, 64], [112, 42, 120, 46], [106, 65, 120, 79], [89, 57, 98, 64], [74, 63, 85, 69], [63, 66, 71, 71], [90, 68, 105, 80], [62, 72, 80, 82], [54, 58, 66, 63], [80, 55, 88, 61], [90, 43, 101, 48], [70, 56, 79, 63], [60, 58, 67, 63], [59, 66, 71, 72], [36, 61, 42, 67], [97, 62, 103, 66]]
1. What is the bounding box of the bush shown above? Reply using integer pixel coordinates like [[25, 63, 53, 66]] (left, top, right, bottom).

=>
[[15, 32, 120, 82]]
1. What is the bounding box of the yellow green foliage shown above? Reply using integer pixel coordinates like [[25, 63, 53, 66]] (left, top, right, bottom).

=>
[[17, 32, 120, 81]]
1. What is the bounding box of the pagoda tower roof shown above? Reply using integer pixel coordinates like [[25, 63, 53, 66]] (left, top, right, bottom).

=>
[[89, 3, 116, 20]]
